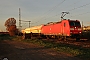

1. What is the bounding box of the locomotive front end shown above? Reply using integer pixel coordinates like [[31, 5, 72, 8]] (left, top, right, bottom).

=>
[[69, 20, 82, 40]]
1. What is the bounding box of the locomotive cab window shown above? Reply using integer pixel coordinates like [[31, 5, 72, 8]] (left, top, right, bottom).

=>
[[69, 21, 81, 27]]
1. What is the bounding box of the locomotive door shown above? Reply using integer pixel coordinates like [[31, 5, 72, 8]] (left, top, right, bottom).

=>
[[62, 22, 67, 36], [61, 22, 64, 35]]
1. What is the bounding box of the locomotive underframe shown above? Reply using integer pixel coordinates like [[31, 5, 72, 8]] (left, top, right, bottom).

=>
[[22, 33, 81, 41]]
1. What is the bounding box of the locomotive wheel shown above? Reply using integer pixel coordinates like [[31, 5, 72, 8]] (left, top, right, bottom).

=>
[[76, 37, 80, 41], [76, 35, 80, 41], [62, 36, 67, 41], [46, 35, 50, 39]]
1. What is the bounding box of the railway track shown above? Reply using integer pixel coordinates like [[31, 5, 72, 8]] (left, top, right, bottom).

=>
[[41, 38, 90, 48]]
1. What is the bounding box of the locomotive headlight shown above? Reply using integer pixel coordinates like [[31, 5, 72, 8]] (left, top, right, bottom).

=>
[[79, 32, 81, 33], [70, 28, 74, 30]]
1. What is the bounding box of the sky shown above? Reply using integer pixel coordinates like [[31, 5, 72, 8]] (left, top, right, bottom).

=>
[[0, 0, 90, 31]]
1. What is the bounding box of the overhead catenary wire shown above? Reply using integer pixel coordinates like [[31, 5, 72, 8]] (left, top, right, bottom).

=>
[[32, 0, 90, 26], [34, 0, 85, 24], [56, 0, 82, 13], [43, 0, 66, 15], [33, 0, 66, 24], [43, 1, 90, 21], [68, 2, 90, 12], [69, 11, 90, 17]]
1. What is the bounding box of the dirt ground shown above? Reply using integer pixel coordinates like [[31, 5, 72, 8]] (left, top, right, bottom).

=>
[[0, 40, 82, 60]]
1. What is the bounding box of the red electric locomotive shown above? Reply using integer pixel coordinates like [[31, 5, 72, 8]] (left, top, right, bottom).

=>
[[41, 19, 82, 41]]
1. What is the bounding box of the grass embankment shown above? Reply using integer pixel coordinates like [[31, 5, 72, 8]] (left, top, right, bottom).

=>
[[0, 34, 13, 40], [22, 38, 90, 60]]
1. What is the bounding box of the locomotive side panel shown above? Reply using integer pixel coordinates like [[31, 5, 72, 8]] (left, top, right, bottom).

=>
[[41, 20, 70, 36], [41, 22, 62, 35], [51, 22, 62, 35]]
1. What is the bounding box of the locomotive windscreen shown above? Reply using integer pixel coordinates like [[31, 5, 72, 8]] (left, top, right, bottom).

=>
[[69, 21, 81, 27]]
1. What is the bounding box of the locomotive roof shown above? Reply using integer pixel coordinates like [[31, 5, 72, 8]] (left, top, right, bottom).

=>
[[44, 21, 61, 26], [44, 19, 80, 26]]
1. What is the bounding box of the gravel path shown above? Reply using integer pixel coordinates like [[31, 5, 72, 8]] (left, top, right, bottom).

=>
[[0, 40, 81, 60]]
